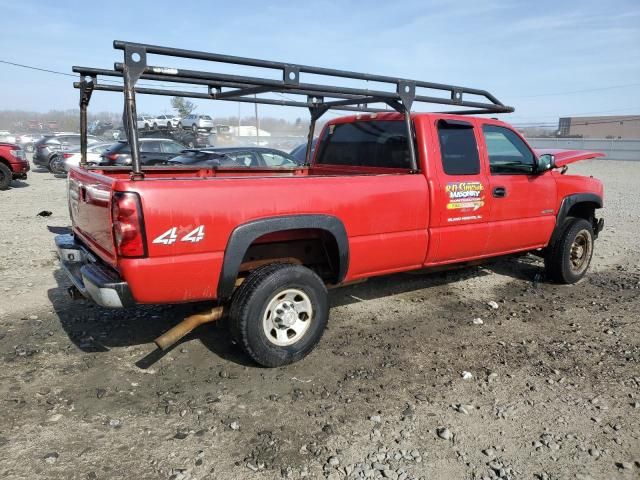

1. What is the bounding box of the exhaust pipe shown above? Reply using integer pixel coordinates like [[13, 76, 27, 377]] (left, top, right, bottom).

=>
[[154, 306, 224, 351]]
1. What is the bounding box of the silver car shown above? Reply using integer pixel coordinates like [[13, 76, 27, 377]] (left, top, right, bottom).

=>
[[179, 114, 214, 132], [58, 142, 114, 173]]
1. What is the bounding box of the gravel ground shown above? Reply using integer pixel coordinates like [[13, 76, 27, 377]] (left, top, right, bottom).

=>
[[0, 159, 639, 480]]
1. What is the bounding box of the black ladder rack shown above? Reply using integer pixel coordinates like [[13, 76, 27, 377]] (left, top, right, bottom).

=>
[[73, 40, 514, 177]]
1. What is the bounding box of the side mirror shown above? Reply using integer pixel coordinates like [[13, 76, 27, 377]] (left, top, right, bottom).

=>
[[537, 153, 555, 173]]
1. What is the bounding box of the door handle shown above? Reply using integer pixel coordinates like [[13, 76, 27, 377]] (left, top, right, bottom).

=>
[[493, 186, 506, 198]]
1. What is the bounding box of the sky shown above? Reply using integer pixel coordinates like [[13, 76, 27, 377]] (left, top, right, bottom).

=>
[[1, 0, 639, 126]]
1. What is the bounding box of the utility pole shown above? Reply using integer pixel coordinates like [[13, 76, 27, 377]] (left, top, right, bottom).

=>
[[237, 102, 241, 139], [254, 94, 260, 145]]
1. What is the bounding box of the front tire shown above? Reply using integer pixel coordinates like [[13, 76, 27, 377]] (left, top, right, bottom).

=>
[[50, 156, 66, 174], [229, 263, 329, 367], [191, 124, 198, 132], [545, 217, 594, 284], [0, 163, 12, 190]]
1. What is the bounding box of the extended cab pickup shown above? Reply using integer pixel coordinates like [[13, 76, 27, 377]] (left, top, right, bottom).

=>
[[59, 41, 604, 366], [57, 112, 604, 365]]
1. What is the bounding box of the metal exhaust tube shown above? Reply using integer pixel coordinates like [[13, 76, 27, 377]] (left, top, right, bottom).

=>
[[154, 306, 224, 350]]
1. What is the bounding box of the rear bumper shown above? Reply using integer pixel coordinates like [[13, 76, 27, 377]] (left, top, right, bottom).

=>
[[11, 160, 30, 175], [55, 234, 134, 308]]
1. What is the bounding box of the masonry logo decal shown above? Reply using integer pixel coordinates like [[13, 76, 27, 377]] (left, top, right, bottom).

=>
[[445, 181, 485, 211]]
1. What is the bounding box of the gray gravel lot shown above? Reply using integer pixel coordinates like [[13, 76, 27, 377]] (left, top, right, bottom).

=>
[[0, 159, 639, 479]]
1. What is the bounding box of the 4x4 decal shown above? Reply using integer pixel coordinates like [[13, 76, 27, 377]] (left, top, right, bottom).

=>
[[153, 226, 205, 245]]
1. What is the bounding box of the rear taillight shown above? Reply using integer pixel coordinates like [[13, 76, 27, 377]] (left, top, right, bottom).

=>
[[63, 153, 73, 159], [111, 192, 146, 257], [105, 153, 118, 162]]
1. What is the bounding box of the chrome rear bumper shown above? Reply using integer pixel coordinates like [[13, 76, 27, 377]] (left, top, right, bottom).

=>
[[55, 234, 134, 308]]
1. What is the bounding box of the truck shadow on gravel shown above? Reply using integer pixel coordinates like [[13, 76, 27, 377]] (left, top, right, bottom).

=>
[[47, 254, 548, 367], [9, 179, 29, 188]]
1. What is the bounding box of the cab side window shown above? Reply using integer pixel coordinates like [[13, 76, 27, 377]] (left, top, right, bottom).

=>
[[437, 120, 480, 175], [482, 125, 535, 174]]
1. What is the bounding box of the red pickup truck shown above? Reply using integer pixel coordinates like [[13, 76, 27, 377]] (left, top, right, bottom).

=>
[[57, 42, 604, 366], [0, 143, 29, 190]]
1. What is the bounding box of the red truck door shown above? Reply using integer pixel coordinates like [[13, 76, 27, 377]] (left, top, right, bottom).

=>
[[426, 118, 493, 263], [479, 124, 556, 254]]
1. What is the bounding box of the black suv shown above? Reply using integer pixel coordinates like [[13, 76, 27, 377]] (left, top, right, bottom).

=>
[[100, 138, 186, 166], [33, 134, 101, 171]]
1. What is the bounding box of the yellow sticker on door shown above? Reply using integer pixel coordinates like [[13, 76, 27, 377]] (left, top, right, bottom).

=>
[[446, 181, 485, 211]]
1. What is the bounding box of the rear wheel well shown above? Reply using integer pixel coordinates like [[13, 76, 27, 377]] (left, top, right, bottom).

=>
[[238, 229, 341, 285]]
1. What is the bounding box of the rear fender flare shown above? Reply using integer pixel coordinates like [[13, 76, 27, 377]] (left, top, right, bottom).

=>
[[218, 215, 349, 299]]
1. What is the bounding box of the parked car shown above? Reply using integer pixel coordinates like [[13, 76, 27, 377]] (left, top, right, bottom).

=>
[[140, 128, 213, 148], [167, 149, 239, 168], [99, 138, 186, 166], [0, 130, 16, 144], [33, 134, 102, 171], [14, 133, 43, 152], [170, 129, 212, 148], [0, 143, 29, 190], [88, 120, 114, 136], [136, 115, 156, 130], [179, 114, 214, 132], [290, 138, 318, 164], [208, 147, 301, 167], [154, 114, 180, 129], [50, 142, 114, 173]]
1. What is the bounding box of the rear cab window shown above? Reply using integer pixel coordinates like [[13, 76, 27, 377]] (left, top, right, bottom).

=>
[[437, 119, 480, 175], [315, 120, 411, 170], [435, 118, 487, 223]]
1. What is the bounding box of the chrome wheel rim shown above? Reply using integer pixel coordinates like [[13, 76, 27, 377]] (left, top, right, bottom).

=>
[[569, 229, 592, 273], [262, 288, 313, 346]]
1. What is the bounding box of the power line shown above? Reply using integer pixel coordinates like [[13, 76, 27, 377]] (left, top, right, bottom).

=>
[[0, 59, 76, 77], [512, 83, 640, 98], [0, 59, 206, 90]]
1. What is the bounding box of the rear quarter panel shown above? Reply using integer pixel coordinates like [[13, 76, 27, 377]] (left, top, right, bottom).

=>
[[118, 173, 429, 303]]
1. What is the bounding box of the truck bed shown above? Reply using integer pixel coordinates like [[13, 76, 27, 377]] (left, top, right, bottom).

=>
[[69, 165, 429, 303]]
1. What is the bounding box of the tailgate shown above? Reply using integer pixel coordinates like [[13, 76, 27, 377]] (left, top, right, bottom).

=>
[[68, 168, 117, 265]]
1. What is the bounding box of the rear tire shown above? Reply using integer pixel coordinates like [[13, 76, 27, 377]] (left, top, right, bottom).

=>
[[228, 263, 329, 367], [0, 163, 12, 190], [192, 124, 198, 132], [545, 217, 594, 284]]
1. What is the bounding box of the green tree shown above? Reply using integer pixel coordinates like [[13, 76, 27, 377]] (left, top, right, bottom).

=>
[[170, 97, 196, 118]]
